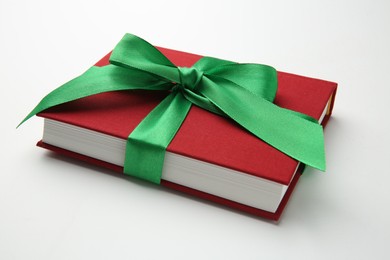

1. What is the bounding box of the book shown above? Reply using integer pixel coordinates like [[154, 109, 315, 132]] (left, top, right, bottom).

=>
[[36, 47, 337, 221]]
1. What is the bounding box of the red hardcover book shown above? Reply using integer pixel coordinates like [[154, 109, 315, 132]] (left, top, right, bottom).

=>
[[37, 47, 337, 221]]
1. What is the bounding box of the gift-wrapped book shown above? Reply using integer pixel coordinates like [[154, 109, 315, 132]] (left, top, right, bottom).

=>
[[20, 34, 337, 221]]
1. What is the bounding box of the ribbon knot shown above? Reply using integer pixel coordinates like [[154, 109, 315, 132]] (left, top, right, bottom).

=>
[[177, 67, 203, 91], [20, 33, 326, 184]]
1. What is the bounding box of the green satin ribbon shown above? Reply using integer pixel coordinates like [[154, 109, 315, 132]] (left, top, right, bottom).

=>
[[19, 33, 325, 184]]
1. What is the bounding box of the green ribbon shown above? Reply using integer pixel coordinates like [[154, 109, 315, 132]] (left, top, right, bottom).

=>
[[19, 33, 325, 184]]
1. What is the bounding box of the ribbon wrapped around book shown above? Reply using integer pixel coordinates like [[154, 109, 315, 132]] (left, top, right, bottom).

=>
[[19, 33, 326, 184]]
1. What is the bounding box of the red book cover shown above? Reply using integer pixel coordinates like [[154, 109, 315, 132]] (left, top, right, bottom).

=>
[[37, 47, 337, 221]]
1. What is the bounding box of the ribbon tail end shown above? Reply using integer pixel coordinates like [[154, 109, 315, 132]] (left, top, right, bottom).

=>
[[17, 114, 34, 129]]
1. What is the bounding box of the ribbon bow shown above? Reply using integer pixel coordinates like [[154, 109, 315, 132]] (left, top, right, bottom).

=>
[[19, 33, 325, 184]]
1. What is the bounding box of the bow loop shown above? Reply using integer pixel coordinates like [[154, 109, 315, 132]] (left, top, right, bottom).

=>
[[110, 34, 180, 83], [205, 63, 278, 102]]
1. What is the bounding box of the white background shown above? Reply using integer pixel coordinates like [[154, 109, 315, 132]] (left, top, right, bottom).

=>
[[1, 0, 389, 259]]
